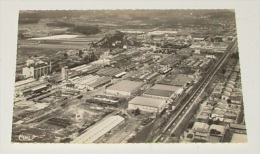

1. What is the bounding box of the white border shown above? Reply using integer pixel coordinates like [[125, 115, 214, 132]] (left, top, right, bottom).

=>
[[1, 0, 259, 154]]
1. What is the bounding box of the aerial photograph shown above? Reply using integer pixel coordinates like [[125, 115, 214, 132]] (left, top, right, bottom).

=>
[[12, 10, 247, 143]]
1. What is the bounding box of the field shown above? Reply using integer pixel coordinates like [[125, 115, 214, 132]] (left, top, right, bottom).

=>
[[16, 35, 102, 65], [29, 35, 81, 40]]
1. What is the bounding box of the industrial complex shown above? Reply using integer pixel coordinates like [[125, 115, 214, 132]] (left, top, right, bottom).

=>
[[11, 10, 246, 144]]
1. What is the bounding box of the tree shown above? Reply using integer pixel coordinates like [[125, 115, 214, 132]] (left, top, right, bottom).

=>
[[134, 108, 140, 116], [214, 119, 221, 125], [168, 105, 172, 110], [64, 53, 68, 59], [18, 32, 25, 40], [78, 50, 83, 58], [227, 99, 231, 104], [210, 129, 221, 135], [221, 68, 226, 74], [207, 119, 214, 125], [187, 121, 195, 129]]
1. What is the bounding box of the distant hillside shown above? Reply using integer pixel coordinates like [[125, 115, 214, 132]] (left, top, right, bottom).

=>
[[93, 31, 125, 48], [18, 12, 40, 24], [73, 26, 101, 35], [19, 10, 235, 26], [45, 21, 75, 27]]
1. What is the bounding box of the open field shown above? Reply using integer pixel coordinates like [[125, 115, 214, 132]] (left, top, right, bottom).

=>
[[29, 35, 81, 40], [16, 35, 102, 64]]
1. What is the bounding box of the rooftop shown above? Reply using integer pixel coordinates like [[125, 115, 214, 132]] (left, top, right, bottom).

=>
[[71, 116, 124, 143], [143, 84, 183, 98], [144, 89, 174, 98], [192, 122, 210, 132], [209, 136, 222, 143], [107, 80, 144, 93], [160, 74, 193, 86], [197, 112, 209, 120], [231, 134, 247, 143], [129, 96, 166, 108], [230, 123, 247, 130], [88, 77, 111, 88], [151, 84, 182, 92], [15, 78, 36, 87]]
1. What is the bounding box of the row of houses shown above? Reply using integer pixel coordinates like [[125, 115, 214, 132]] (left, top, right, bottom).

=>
[[212, 60, 243, 104], [183, 60, 246, 143]]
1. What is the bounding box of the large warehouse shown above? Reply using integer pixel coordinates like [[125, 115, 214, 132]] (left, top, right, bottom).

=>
[[106, 80, 144, 96], [128, 96, 167, 113], [71, 116, 125, 143], [142, 84, 183, 100]]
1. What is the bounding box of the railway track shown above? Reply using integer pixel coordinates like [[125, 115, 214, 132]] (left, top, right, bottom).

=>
[[153, 38, 237, 142]]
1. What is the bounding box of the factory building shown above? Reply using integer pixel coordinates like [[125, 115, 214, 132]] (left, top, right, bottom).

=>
[[71, 116, 125, 143], [22, 61, 52, 79], [128, 96, 167, 113], [70, 64, 99, 75], [87, 77, 111, 91], [14, 78, 49, 97], [143, 84, 183, 100], [61, 66, 69, 80], [106, 80, 145, 96]]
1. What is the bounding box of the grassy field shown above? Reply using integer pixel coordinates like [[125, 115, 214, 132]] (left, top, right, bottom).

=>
[[16, 35, 102, 64]]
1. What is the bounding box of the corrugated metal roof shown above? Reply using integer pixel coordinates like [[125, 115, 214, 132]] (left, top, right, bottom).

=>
[[31, 84, 48, 91], [129, 96, 166, 108], [71, 116, 124, 143], [107, 80, 144, 93], [144, 89, 174, 98], [151, 84, 182, 92]]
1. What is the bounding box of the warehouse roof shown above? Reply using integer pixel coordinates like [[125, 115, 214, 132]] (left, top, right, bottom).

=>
[[151, 84, 182, 92], [31, 84, 48, 91], [107, 80, 144, 93], [88, 78, 111, 88], [143, 84, 182, 98], [15, 78, 36, 87], [144, 89, 174, 98], [229, 123, 247, 130], [129, 96, 166, 108], [70, 64, 87, 71], [71, 116, 124, 143]]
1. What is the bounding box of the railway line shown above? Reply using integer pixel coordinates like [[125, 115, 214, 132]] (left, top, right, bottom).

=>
[[153, 38, 238, 142]]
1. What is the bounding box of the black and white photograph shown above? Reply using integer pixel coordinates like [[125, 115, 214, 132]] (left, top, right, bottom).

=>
[[11, 9, 247, 144], [0, 1, 260, 154]]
